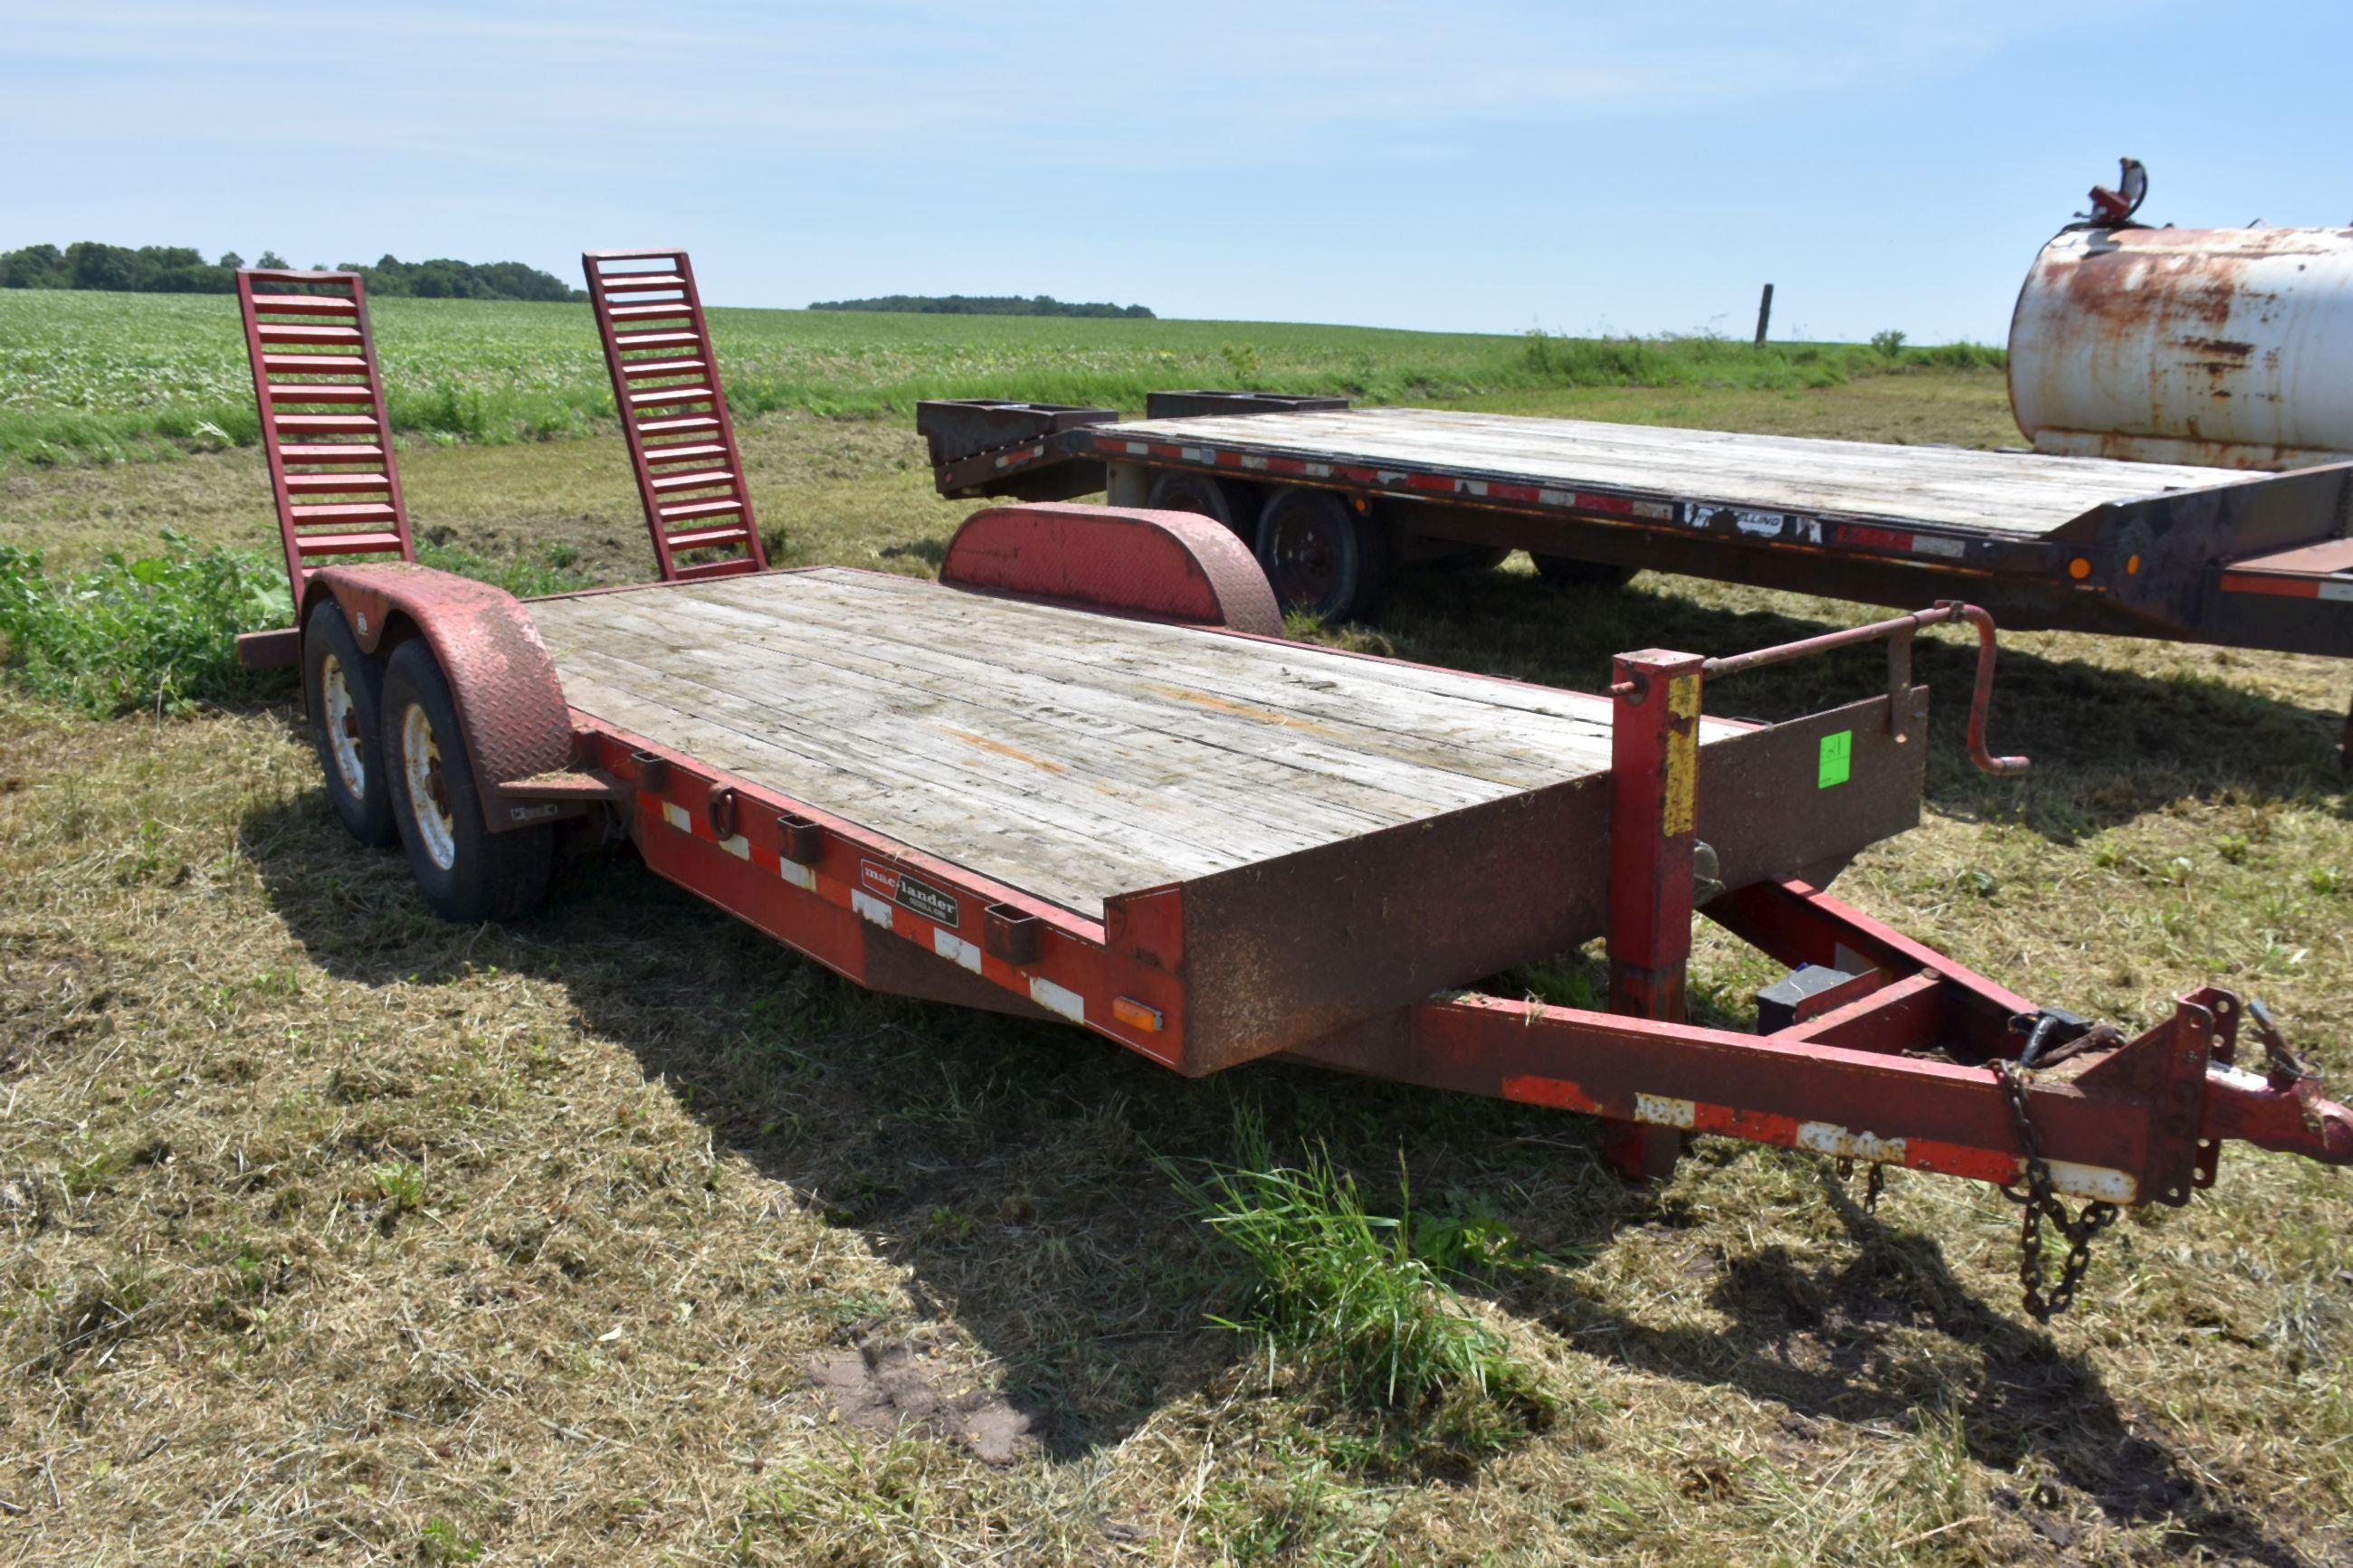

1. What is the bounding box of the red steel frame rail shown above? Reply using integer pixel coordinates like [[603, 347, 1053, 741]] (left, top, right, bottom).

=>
[[235, 269, 414, 614], [581, 250, 767, 582]]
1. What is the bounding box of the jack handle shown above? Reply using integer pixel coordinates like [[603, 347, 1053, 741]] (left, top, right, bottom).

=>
[[1696, 601, 2028, 777]]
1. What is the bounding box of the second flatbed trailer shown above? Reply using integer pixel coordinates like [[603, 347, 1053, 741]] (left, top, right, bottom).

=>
[[919, 394, 2353, 729]]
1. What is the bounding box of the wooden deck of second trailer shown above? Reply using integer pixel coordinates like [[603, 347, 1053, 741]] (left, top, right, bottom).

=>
[[525, 568, 1742, 917], [1105, 406, 2253, 537]]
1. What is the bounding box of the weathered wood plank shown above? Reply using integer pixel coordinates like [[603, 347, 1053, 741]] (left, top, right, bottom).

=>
[[568, 591, 1513, 826], [639, 575, 1620, 786], [528, 569, 1748, 916], [721, 570, 1692, 772], [559, 622, 1414, 860], [553, 660, 1209, 912]]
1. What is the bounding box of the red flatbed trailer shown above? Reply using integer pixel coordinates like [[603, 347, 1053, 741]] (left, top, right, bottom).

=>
[[276, 505, 2353, 1320], [229, 265, 2351, 1325], [919, 394, 2353, 739]]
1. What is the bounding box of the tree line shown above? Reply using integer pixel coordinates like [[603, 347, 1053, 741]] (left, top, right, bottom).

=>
[[0, 242, 583, 301], [809, 293, 1154, 318]]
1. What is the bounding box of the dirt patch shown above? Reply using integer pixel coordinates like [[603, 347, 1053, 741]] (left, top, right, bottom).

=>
[[807, 1334, 1040, 1467]]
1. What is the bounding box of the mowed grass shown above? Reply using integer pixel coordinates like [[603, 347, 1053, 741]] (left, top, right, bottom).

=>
[[2, 369, 2351, 1563], [0, 287, 2000, 468]]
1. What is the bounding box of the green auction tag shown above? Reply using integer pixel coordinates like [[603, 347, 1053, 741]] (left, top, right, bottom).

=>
[[1818, 730, 1853, 789]]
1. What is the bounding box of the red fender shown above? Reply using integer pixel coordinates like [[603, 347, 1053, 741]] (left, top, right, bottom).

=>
[[939, 502, 1282, 636], [302, 565, 572, 832]]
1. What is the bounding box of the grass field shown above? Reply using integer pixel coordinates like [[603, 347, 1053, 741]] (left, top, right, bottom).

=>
[[2, 313, 2350, 1564], [0, 288, 1999, 469]]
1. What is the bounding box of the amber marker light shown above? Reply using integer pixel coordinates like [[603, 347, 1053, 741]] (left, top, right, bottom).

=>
[[1111, 997, 1164, 1032]]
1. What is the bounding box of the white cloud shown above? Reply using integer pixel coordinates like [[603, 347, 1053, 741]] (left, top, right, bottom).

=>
[[4, 0, 2164, 171]]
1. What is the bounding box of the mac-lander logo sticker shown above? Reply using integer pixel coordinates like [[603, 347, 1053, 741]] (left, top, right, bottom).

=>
[[859, 860, 960, 927]]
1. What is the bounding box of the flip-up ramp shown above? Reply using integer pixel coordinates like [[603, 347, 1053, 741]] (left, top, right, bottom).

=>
[[236, 269, 414, 613], [582, 250, 767, 582]]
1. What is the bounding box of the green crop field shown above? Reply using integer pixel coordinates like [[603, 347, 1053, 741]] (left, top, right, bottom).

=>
[[0, 288, 2000, 469], [0, 294, 2348, 1565]]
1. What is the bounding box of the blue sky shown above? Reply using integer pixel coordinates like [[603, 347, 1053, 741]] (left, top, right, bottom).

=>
[[5, 2, 2346, 342]]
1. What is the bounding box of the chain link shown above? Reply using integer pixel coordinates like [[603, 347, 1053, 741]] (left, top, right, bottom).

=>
[[1995, 1060, 2117, 1322], [1832, 1155, 1888, 1214]]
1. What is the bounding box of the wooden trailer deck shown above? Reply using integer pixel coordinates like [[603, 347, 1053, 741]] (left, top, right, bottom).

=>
[[526, 567, 1745, 917], [1110, 406, 2249, 537]]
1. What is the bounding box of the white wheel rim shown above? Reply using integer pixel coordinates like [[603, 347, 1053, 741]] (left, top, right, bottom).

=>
[[320, 654, 367, 799], [399, 702, 459, 870]]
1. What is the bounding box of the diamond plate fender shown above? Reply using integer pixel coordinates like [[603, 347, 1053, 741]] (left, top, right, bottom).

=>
[[301, 565, 573, 832], [938, 502, 1282, 636]]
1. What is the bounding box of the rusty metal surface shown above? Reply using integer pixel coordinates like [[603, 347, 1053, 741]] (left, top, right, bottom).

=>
[[1154, 696, 1922, 1073], [1142, 390, 1351, 421], [2228, 537, 2353, 576], [234, 626, 300, 671], [307, 565, 573, 832], [1163, 774, 1614, 1072], [2011, 225, 2353, 470], [938, 502, 1282, 635], [918, 399, 1119, 469], [1696, 690, 1926, 890]]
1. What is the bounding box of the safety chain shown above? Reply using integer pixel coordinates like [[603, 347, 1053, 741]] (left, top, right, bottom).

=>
[[1833, 1156, 1886, 1214], [1994, 1060, 2118, 1322]]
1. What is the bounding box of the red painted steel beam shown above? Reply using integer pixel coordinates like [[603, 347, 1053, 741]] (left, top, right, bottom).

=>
[[1602, 649, 1705, 1180], [2201, 1064, 2353, 1168], [1704, 878, 2032, 1056], [1287, 988, 2239, 1206]]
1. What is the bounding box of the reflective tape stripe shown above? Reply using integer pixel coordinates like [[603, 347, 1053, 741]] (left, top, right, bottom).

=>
[[1029, 976, 1085, 1023]]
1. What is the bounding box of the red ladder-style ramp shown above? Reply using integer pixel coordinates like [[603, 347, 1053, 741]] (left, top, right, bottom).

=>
[[236, 269, 415, 613], [581, 250, 767, 581]]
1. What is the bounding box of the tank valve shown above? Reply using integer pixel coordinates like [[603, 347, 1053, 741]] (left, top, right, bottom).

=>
[[2084, 157, 2148, 227]]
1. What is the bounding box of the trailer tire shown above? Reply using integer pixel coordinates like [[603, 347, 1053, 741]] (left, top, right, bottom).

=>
[[380, 640, 553, 923], [303, 601, 398, 848], [1256, 488, 1391, 622], [1145, 470, 1257, 537], [1532, 554, 1636, 591]]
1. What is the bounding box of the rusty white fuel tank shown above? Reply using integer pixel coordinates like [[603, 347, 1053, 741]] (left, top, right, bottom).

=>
[[2007, 225, 2353, 470]]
